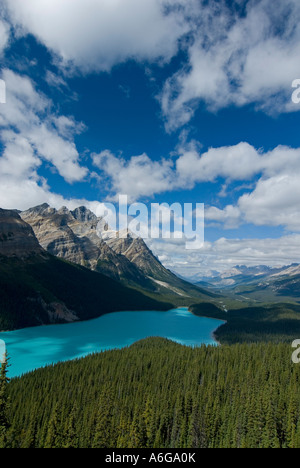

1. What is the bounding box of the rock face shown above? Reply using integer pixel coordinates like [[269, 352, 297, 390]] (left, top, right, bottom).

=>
[[22, 204, 99, 267], [21, 204, 153, 288], [21, 204, 209, 299], [106, 235, 173, 280], [0, 209, 43, 257]]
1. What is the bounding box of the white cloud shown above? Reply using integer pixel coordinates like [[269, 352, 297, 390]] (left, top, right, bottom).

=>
[[0, 18, 9, 54], [0, 131, 41, 180], [0, 69, 91, 212], [0, 69, 88, 184], [239, 174, 300, 231], [3, 0, 299, 128], [90, 140, 300, 233], [205, 205, 241, 230], [0, 173, 106, 214], [92, 150, 175, 202], [91, 141, 265, 202], [176, 142, 262, 185], [206, 170, 300, 233], [160, 0, 300, 130], [174, 141, 300, 232], [4, 0, 188, 73]]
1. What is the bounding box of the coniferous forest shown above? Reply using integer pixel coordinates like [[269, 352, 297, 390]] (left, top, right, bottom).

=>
[[1, 338, 300, 449]]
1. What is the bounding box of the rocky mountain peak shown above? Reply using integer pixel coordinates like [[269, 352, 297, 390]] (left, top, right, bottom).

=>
[[0, 208, 43, 258], [57, 206, 70, 216], [71, 206, 97, 223], [22, 203, 54, 218]]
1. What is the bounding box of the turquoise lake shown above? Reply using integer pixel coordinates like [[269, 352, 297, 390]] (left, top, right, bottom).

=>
[[0, 307, 225, 378]]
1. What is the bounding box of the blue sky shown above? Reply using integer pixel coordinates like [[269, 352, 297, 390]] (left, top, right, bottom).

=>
[[1, 0, 300, 277]]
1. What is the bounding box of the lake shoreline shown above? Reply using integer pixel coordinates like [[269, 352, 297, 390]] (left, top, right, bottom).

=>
[[1, 307, 225, 378], [188, 307, 226, 345]]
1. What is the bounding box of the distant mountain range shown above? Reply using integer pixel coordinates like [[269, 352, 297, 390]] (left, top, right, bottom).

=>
[[191, 263, 300, 304], [191, 264, 300, 288]]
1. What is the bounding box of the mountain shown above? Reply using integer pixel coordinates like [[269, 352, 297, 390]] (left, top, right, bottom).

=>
[[0, 208, 172, 331], [214, 263, 300, 303], [22, 204, 214, 301], [269, 264, 300, 278], [194, 265, 286, 289], [241, 265, 300, 301], [21, 204, 153, 290], [0, 208, 43, 258], [105, 233, 213, 298]]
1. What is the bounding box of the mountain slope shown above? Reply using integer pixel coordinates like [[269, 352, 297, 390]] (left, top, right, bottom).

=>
[[0, 255, 173, 331], [22, 204, 215, 301], [0, 209, 173, 331], [21, 204, 154, 290], [105, 234, 216, 299], [0, 208, 43, 257], [194, 265, 279, 289], [193, 264, 300, 292], [214, 264, 300, 304]]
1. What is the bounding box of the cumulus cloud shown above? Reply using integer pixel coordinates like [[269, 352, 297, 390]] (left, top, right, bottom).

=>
[[0, 69, 91, 212], [160, 0, 300, 130], [0, 69, 88, 184], [92, 150, 175, 202], [175, 141, 300, 232], [4, 0, 188, 73], [239, 174, 300, 231], [176, 142, 262, 185], [3, 0, 299, 126], [91, 140, 300, 233], [91, 141, 265, 202], [205, 205, 241, 230], [0, 172, 108, 215]]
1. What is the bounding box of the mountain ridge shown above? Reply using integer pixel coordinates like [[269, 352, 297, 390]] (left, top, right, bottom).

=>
[[21, 203, 214, 300], [193, 264, 300, 289]]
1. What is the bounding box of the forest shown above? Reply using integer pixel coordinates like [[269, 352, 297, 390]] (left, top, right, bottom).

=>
[[191, 302, 300, 344], [1, 337, 300, 449]]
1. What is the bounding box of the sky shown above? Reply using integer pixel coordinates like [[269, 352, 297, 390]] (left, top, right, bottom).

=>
[[1, 0, 300, 278]]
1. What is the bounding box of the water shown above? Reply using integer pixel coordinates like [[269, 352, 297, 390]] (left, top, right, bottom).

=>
[[0, 307, 225, 378]]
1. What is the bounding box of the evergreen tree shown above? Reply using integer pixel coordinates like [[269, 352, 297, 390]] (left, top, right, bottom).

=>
[[92, 388, 115, 448], [44, 403, 64, 449], [0, 355, 9, 448], [63, 404, 79, 449]]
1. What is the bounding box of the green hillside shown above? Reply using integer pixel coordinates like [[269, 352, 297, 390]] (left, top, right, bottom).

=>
[[0, 254, 173, 331]]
